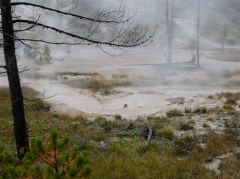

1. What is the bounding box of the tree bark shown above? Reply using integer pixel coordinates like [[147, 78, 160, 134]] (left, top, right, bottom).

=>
[[0, 0, 29, 159]]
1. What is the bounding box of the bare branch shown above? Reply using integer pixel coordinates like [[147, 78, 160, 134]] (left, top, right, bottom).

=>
[[15, 36, 32, 49], [11, 2, 130, 24], [18, 66, 30, 73], [16, 38, 91, 46], [0, 65, 6, 69], [0, 124, 13, 131], [14, 15, 41, 33], [13, 19, 152, 48], [0, 65, 28, 74], [24, 88, 57, 102]]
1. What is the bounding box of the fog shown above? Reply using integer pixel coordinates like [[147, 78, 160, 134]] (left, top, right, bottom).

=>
[[1, 0, 240, 118]]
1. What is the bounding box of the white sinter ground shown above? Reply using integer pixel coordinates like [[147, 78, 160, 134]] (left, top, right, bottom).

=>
[[1, 46, 240, 119]]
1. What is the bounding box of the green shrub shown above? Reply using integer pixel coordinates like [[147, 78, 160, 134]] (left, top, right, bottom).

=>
[[203, 134, 235, 159], [174, 136, 197, 155], [158, 128, 174, 140], [0, 131, 92, 179], [223, 104, 235, 111], [193, 107, 207, 114], [91, 141, 212, 179], [94, 117, 107, 126], [184, 108, 192, 113], [118, 127, 141, 138]]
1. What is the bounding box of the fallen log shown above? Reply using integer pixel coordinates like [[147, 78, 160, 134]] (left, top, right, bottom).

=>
[[141, 126, 154, 154]]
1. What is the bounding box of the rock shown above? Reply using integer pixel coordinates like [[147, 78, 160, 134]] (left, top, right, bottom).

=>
[[123, 104, 128, 108], [98, 141, 106, 148]]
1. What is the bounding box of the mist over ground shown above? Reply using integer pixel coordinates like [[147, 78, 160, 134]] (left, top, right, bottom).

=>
[[7, 0, 240, 52], [1, 0, 240, 118], [2, 1, 240, 178]]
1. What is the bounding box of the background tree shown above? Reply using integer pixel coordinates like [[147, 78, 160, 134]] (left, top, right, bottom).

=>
[[196, 0, 200, 67], [165, 0, 175, 64], [200, 0, 240, 53], [0, 0, 152, 159], [219, 26, 228, 53]]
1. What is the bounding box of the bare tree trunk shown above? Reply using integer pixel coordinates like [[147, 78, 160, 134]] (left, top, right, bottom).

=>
[[170, 1, 174, 63], [220, 27, 228, 53], [1, 0, 29, 159], [166, 0, 174, 64], [221, 39, 225, 53], [196, 0, 200, 67], [166, 0, 171, 64]]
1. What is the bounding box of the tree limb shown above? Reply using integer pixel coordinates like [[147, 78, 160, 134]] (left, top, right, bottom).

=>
[[16, 38, 91, 46], [13, 19, 152, 47], [0, 65, 6, 69], [11, 2, 129, 24], [14, 15, 40, 33]]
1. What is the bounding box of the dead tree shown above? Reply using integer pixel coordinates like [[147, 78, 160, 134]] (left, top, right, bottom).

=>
[[165, 0, 174, 64], [196, 0, 200, 67], [0, 0, 29, 160], [220, 26, 228, 53], [0, 0, 153, 159]]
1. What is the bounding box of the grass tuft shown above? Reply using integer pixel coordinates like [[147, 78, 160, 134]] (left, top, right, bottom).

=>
[[166, 109, 183, 118]]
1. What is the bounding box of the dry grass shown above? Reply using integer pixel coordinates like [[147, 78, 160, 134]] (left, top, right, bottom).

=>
[[216, 92, 240, 107], [193, 107, 208, 114], [166, 109, 183, 118], [91, 141, 213, 179], [157, 128, 174, 140], [85, 75, 113, 95], [179, 121, 194, 131], [220, 155, 240, 178], [62, 73, 131, 95], [86, 74, 131, 94], [193, 134, 236, 163], [58, 71, 99, 77], [1, 87, 240, 178], [223, 104, 235, 112]]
